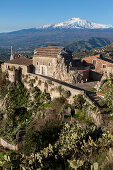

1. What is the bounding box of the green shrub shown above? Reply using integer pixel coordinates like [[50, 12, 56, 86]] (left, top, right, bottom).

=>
[[38, 80, 42, 86], [30, 79, 36, 84], [0, 151, 22, 169], [73, 109, 93, 123], [23, 121, 60, 156], [56, 85, 64, 95], [62, 90, 71, 98], [54, 97, 66, 105]]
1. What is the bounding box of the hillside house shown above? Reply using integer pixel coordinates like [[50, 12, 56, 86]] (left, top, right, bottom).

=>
[[82, 54, 113, 74]]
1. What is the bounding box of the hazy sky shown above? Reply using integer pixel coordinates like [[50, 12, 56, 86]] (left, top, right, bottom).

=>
[[0, 0, 113, 33]]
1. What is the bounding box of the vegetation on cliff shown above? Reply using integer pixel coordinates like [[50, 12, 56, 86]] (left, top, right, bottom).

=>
[[0, 71, 113, 169], [98, 76, 113, 111]]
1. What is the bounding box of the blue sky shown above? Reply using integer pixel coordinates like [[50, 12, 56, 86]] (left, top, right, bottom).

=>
[[0, 0, 113, 33]]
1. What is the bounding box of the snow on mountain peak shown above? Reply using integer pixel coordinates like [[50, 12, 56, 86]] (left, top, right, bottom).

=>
[[38, 18, 113, 29], [42, 24, 52, 28]]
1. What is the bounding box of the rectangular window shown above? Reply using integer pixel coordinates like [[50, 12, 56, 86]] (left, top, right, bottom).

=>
[[92, 60, 96, 65], [102, 64, 106, 68]]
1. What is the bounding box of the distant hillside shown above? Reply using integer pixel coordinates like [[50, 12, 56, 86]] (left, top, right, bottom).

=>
[[60, 37, 113, 53], [0, 37, 113, 61], [73, 42, 113, 60]]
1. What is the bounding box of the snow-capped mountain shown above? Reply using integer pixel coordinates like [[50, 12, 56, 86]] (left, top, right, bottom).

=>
[[38, 18, 113, 29], [1, 17, 113, 52]]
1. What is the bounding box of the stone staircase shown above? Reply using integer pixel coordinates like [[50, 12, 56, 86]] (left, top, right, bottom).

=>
[[86, 91, 113, 125], [86, 91, 105, 112], [86, 92, 103, 107]]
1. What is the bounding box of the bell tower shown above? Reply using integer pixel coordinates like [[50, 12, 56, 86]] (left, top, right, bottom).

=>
[[10, 46, 14, 60]]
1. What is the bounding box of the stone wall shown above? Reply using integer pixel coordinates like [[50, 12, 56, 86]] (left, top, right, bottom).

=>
[[106, 66, 113, 75], [69, 69, 89, 83], [22, 73, 84, 104], [1, 63, 30, 83], [2, 63, 28, 75], [22, 73, 102, 125], [84, 93, 103, 126]]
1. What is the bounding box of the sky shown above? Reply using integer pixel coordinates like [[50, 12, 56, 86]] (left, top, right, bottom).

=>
[[0, 0, 113, 33]]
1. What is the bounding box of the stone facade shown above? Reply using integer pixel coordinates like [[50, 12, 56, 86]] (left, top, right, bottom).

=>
[[33, 46, 89, 84], [1, 58, 33, 83], [33, 56, 57, 76], [33, 46, 72, 76]]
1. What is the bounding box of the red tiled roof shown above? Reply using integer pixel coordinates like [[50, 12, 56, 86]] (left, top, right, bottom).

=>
[[82, 54, 100, 60], [5, 58, 33, 66], [34, 46, 64, 58]]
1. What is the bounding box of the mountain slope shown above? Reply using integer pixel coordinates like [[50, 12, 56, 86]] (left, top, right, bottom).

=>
[[0, 28, 113, 49]]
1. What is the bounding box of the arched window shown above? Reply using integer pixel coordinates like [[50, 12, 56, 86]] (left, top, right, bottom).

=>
[[37, 62, 39, 65]]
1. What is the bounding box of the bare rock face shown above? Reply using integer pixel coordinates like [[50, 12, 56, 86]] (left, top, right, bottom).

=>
[[54, 54, 86, 84], [95, 72, 112, 91], [55, 55, 68, 81], [68, 70, 84, 84]]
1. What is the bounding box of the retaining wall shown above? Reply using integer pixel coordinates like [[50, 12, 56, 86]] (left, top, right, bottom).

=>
[[84, 93, 103, 126], [22, 73, 102, 126], [22, 73, 85, 104]]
